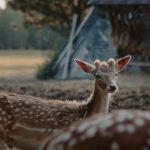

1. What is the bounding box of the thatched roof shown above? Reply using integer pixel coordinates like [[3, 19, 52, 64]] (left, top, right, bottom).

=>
[[88, 0, 150, 4]]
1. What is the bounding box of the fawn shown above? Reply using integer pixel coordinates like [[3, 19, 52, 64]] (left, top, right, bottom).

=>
[[40, 110, 150, 150], [0, 55, 131, 149]]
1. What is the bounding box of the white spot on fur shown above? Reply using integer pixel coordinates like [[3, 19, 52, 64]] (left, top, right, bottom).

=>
[[85, 127, 97, 138], [15, 108, 19, 112], [40, 112, 44, 115], [62, 133, 71, 141], [2, 111, 5, 115], [54, 122, 58, 126], [116, 124, 126, 132], [143, 113, 150, 120], [116, 111, 134, 122], [29, 111, 33, 114], [111, 142, 119, 150], [78, 122, 90, 133], [18, 103, 22, 106], [126, 124, 136, 134], [70, 125, 76, 132], [134, 118, 145, 127], [51, 118, 54, 121], [47, 129, 52, 132], [99, 119, 114, 130]]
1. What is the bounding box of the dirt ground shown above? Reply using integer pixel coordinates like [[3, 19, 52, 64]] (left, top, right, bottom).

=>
[[0, 73, 149, 112]]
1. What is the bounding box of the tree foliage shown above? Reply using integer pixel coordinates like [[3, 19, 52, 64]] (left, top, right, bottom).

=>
[[0, 8, 28, 49], [8, 0, 89, 35], [0, 7, 65, 50]]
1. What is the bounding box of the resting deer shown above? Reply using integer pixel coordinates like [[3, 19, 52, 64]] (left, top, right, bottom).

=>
[[0, 55, 131, 149], [40, 110, 150, 150]]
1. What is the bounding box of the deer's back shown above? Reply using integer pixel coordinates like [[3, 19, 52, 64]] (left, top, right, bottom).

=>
[[0, 92, 87, 129], [0, 92, 87, 149]]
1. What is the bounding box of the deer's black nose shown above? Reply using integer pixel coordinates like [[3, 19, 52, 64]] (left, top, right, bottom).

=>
[[107, 85, 117, 93]]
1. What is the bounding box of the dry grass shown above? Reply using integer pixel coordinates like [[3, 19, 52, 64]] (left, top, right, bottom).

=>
[[0, 50, 50, 79]]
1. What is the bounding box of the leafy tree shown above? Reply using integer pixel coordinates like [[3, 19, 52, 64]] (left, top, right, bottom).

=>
[[8, 0, 89, 36], [0, 7, 65, 50], [26, 26, 65, 50], [0, 8, 28, 49]]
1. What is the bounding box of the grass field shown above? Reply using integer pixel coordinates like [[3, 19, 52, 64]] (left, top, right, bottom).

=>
[[0, 50, 51, 79]]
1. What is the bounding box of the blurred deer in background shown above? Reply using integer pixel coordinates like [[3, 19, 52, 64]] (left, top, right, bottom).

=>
[[0, 55, 131, 149], [40, 110, 150, 150]]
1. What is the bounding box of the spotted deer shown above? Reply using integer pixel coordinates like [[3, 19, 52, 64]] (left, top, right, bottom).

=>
[[40, 110, 150, 150], [0, 55, 131, 149]]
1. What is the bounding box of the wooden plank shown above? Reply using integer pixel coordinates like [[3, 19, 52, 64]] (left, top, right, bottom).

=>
[[62, 14, 78, 79], [55, 7, 94, 67], [75, 7, 94, 38]]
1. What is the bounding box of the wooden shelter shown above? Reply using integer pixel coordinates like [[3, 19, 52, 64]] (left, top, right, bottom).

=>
[[89, 0, 150, 62]]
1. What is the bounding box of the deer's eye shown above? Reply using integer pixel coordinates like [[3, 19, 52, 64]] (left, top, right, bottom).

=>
[[95, 74, 101, 80]]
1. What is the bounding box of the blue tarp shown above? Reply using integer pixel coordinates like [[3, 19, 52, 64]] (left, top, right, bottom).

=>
[[50, 8, 117, 79]]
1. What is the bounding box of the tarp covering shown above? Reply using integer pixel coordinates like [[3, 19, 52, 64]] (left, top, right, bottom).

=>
[[50, 8, 117, 79]]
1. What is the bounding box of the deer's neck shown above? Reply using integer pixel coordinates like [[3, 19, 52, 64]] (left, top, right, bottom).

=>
[[86, 81, 110, 117]]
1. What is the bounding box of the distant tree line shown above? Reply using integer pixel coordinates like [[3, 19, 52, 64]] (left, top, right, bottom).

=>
[[0, 7, 66, 50]]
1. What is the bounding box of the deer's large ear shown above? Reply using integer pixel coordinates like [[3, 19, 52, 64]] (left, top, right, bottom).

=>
[[115, 55, 131, 72], [74, 58, 95, 74]]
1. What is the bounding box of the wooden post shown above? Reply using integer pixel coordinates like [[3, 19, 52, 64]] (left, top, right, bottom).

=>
[[62, 14, 78, 79], [54, 7, 94, 68]]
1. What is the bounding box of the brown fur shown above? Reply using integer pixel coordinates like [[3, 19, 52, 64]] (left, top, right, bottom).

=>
[[41, 110, 150, 150]]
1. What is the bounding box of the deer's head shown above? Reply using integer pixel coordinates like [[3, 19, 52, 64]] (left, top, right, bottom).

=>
[[75, 55, 131, 93]]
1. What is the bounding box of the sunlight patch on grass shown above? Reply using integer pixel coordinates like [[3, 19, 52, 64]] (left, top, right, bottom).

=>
[[0, 50, 52, 79]]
